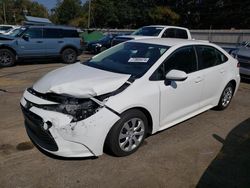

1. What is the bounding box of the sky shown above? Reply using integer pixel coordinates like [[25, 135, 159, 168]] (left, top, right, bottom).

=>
[[33, 0, 86, 10]]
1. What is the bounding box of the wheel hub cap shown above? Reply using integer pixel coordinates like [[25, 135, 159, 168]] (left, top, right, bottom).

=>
[[222, 87, 233, 107], [119, 118, 145, 152]]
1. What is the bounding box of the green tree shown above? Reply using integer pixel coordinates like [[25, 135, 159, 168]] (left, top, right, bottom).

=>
[[0, 0, 48, 25], [53, 0, 82, 24]]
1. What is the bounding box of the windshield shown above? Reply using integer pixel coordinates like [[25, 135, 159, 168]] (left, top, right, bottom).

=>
[[83, 42, 169, 78], [8, 28, 21, 37], [12, 27, 27, 37], [132, 27, 164, 36]]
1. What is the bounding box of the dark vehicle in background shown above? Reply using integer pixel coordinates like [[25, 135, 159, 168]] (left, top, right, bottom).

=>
[[0, 25, 17, 34], [231, 41, 250, 79], [86, 34, 119, 54], [112, 25, 192, 46], [0, 25, 83, 67]]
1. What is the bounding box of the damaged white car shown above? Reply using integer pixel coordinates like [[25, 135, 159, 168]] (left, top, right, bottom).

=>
[[20, 38, 240, 158]]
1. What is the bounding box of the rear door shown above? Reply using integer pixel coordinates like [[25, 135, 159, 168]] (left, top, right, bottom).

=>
[[17, 27, 45, 57], [43, 28, 64, 56], [195, 45, 229, 108]]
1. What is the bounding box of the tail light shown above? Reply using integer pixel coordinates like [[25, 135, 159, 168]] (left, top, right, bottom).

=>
[[237, 62, 240, 68]]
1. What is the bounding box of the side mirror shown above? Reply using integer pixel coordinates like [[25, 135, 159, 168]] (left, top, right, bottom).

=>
[[165, 69, 188, 81], [22, 34, 29, 41]]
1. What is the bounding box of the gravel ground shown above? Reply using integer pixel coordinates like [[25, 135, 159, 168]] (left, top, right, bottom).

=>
[[0, 55, 249, 188]]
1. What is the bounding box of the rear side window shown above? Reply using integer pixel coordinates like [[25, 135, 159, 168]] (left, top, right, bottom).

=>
[[62, 29, 79, 38], [196, 46, 228, 70], [43, 29, 62, 38], [163, 28, 188, 39], [175, 29, 188, 39]]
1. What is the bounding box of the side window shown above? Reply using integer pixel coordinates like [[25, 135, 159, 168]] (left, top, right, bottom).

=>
[[150, 46, 197, 80], [162, 29, 188, 39], [162, 28, 175, 38], [43, 29, 62, 38], [165, 46, 197, 74], [24, 28, 43, 38], [196, 46, 228, 70], [175, 29, 188, 39], [62, 30, 79, 38]]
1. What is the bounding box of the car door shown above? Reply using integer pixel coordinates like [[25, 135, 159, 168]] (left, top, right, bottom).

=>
[[43, 28, 64, 56], [151, 46, 204, 128], [195, 45, 229, 108], [17, 27, 45, 57]]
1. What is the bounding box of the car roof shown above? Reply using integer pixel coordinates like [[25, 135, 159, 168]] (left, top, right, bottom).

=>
[[142, 25, 189, 30], [128, 38, 210, 47]]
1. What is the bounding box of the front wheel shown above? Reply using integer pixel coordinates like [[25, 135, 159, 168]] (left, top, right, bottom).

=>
[[61, 48, 77, 64], [105, 109, 148, 157], [0, 49, 15, 67], [216, 83, 234, 110]]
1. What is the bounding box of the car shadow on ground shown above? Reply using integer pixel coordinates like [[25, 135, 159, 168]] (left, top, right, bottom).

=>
[[197, 118, 250, 188]]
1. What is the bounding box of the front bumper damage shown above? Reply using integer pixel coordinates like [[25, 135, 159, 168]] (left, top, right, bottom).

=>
[[20, 89, 120, 157]]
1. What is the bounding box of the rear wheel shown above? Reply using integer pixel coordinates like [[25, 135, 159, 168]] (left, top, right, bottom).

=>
[[216, 83, 234, 110], [61, 48, 77, 64], [0, 49, 15, 67], [105, 109, 148, 157]]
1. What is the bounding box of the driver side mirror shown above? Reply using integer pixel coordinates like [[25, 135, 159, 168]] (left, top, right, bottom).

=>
[[165, 69, 188, 81], [22, 34, 30, 41]]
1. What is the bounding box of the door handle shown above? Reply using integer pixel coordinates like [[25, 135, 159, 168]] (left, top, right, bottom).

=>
[[195, 77, 203, 83], [58, 41, 64, 43], [36, 41, 43, 43]]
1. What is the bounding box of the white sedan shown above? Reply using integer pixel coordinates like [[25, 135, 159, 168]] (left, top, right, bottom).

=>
[[20, 38, 240, 158]]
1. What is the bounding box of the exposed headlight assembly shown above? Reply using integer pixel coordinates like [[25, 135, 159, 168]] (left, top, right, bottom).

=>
[[26, 88, 102, 122]]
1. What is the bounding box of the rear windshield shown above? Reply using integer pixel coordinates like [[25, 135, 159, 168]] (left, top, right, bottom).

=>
[[132, 27, 164, 36]]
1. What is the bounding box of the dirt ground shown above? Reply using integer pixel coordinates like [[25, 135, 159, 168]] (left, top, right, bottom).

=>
[[0, 55, 249, 188]]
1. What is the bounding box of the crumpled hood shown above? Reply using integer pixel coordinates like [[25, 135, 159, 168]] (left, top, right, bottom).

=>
[[33, 62, 131, 98]]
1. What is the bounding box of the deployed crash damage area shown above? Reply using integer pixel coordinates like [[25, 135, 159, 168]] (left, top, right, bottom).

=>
[[20, 63, 133, 157], [20, 38, 240, 158]]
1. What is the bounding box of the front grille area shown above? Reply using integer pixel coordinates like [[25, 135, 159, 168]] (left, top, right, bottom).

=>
[[21, 105, 58, 152]]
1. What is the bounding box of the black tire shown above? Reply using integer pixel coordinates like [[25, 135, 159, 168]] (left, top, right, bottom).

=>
[[100, 47, 107, 52], [216, 82, 234, 110], [61, 48, 77, 64], [105, 109, 148, 157], [0, 49, 15, 67]]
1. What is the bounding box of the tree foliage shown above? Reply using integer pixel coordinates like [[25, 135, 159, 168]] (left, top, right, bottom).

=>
[[1, 0, 250, 29], [0, 0, 48, 24]]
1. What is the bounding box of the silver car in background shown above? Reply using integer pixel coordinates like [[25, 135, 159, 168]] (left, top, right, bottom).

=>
[[231, 41, 250, 79]]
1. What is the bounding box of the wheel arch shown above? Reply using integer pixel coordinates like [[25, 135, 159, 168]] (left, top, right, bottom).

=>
[[60, 45, 78, 54], [228, 79, 237, 95], [118, 106, 153, 135], [0, 45, 17, 56]]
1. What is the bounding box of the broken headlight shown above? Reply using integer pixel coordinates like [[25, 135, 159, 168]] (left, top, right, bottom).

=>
[[32, 99, 100, 122], [60, 100, 100, 122]]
